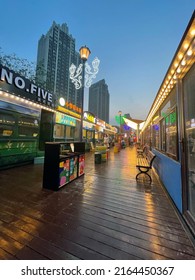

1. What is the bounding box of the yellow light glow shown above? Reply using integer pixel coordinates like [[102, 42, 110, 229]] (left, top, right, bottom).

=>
[[181, 59, 186, 66], [79, 46, 91, 61], [178, 53, 183, 59], [184, 43, 189, 49], [59, 97, 65, 106], [187, 49, 192, 56], [191, 29, 195, 36]]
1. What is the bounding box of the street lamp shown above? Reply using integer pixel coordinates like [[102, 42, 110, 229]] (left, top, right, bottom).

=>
[[79, 46, 91, 141], [69, 47, 100, 141]]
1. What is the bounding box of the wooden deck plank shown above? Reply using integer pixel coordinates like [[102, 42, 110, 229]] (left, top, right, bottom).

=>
[[51, 211, 195, 260], [63, 205, 193, 246], [0, 146, 194, 260], [27, 237, 80, 260], [0, 247, 18, 260]]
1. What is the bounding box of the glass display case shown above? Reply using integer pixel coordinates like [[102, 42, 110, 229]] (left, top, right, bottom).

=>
[[42, 142, 85, 190]]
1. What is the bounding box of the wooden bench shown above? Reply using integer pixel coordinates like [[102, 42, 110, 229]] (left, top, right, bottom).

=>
[[136, 150, 156, 182], [136, 145, 148, 158]]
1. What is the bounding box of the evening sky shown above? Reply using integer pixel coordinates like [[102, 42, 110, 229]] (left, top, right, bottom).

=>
[[1, 0, 195, 124]]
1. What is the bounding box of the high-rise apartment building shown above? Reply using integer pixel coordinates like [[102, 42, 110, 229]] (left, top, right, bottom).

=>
[[88, 79, 110, 123], [36, 21, 81, 107]]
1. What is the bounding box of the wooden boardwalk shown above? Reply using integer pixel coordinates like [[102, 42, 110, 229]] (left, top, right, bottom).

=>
[[0, 146, 195, 260]]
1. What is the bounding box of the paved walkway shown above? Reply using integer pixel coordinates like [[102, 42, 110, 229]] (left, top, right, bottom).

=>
[[0, 146, 195, 260]]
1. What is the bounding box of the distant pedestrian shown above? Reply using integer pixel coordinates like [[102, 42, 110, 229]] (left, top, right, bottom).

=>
[[104, 134, 109, 148]]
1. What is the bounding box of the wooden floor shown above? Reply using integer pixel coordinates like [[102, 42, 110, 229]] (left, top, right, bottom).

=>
[[0, 146, 195, 260]]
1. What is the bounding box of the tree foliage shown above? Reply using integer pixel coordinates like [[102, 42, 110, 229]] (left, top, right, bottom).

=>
[[0, 47, 36, 81]]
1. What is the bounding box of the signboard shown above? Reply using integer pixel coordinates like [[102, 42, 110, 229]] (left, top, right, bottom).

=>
[[0, 64, 54, 107], [55, 112, 76, 127], [83, 111, 96, 123], [96, 118, 105, 128]]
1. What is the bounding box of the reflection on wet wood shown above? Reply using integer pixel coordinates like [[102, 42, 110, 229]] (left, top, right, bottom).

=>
[[0, 147, 195, 260]]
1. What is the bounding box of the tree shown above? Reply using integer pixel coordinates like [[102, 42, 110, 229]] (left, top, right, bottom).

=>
[[0, 47, 36, 81], [0, 47, 47, 88]]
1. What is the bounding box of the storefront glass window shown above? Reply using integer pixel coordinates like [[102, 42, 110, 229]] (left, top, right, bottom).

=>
[[160, 118, 166, 151], [18, 116, 39, 138], [152, 123, 160, 149], [0, 113, 15, 125], [160, 87, 176, 117], [183, 63, 195, 219], [158, 87, 177, 158], [18, 126, 38, 137], [0, 125, 14, 136], [54, 124, 65, 139], [0, 113, 15, 137], [165, 109, 177, 158], [65, 126, 74, 140]]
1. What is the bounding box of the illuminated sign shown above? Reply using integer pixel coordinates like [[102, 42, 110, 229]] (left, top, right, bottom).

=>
[[96, 118, 105, 128], [65, 101, 81, 113], [57, 106, 81, 119], [165, 111, 176, 125], [55, 112, 76, 127], [83, 111, 96, 123], [83, 121, 95, 130], [0, 64, 54, 107], [105, 123, 112, 130]]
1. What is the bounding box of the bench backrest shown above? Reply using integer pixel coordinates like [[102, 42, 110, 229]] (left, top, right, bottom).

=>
[[146, 151, 156, 167], [143, 145, 149, 156]]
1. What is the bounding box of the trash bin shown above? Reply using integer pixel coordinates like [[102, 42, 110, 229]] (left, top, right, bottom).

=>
[[95, 152, 101, 164], [101, 151, 107, 162]]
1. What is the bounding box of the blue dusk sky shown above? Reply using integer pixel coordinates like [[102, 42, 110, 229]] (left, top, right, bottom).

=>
[[0, 0, 194, 125]]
